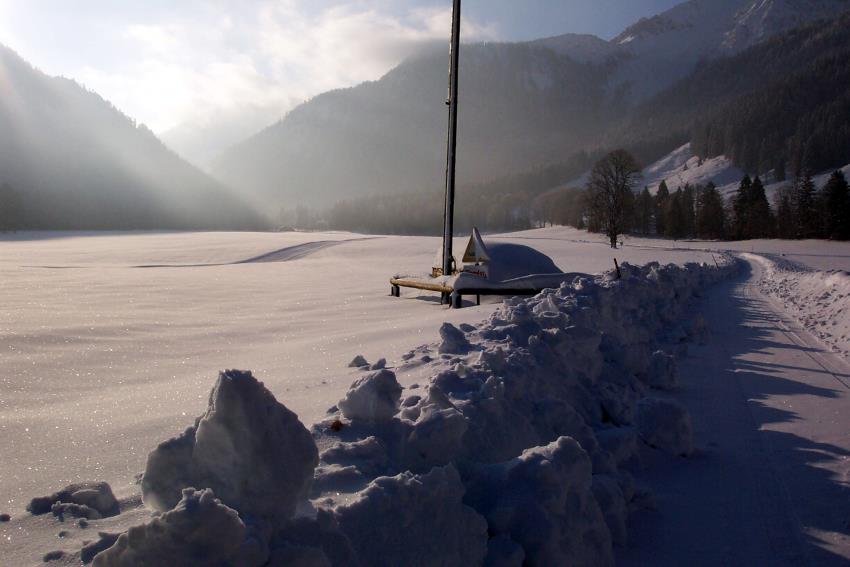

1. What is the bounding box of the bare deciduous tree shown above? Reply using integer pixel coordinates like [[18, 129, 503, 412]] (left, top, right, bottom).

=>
[[586, 150, 641, 249]]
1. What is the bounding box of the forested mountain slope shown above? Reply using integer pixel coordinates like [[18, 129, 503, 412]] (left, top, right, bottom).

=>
[[212, 43, 617, 208], [619, 10, 850, 177]]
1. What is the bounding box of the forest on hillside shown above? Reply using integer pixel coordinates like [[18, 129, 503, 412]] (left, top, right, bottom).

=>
[[309, 11, 850, 238], [539, 162, 850, 243]]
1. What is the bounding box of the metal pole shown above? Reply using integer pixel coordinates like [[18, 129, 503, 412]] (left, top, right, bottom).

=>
[[441, 0, 461, 289]]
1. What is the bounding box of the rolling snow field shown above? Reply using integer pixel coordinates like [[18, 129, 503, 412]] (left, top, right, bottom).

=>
[[1, 228, 849, 566]]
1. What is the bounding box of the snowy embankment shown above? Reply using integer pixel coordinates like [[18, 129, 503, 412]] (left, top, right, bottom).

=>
[[40, 257, 738, 567], [744, 253, 850, 361]]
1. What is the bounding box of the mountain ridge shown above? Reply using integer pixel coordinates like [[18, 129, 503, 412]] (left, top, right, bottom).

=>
[[0, 43, 265, 230]]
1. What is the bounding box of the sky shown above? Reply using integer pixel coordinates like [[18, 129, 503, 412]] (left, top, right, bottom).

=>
[[0, 0, 682, 134]]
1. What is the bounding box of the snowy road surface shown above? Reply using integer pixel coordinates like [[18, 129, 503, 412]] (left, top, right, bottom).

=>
[[621, 256, 850, 566]]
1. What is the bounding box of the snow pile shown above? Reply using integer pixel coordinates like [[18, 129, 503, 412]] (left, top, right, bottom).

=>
[[465, 437, 613, 566], [86, 258, 737, 566], [92, 489, 250, 567], [438, 322, 473, 354], [747, 254, 850, 360], [141, 370, 318, 525], [27, 481, 119, 520], [336, 465, 488, 567], [310, 258, 739, 565], [338, 369, 403, 423]]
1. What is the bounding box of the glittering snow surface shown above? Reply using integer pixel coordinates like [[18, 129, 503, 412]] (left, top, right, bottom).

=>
[[2, 228, 849, 566]]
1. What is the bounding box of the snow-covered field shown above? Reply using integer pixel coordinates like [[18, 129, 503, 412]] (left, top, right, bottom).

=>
[[0, 229, 718, 514], [2, 228, 849, 566]]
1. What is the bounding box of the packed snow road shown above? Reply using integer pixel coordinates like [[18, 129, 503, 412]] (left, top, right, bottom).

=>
[[621, 256, 850, 566]]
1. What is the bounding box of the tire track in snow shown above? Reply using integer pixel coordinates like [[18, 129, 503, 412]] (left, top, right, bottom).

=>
[[24, 237, 381, 269]]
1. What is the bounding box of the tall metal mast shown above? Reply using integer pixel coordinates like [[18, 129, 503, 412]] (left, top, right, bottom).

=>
[[441, 0, 461, 291]]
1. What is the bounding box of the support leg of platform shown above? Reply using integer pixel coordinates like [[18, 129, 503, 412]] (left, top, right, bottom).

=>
[[451, 291, 463, 309], [476, 294, 480, 306], [391, 284, 400, 297]]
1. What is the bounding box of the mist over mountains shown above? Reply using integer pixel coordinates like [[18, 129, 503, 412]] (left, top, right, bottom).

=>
[[211, 0, 850, 214], [2, 0, 850, 230], [0, 44, 264, 230]]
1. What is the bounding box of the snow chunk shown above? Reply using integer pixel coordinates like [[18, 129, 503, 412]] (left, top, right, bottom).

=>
[[467, 437, 613, 567], [636, 397, 693, 456], [348, 355, 369, 368], [646, 350, 678, 390], [438, 322, 472, 354], [27, 482, 119, 519], [338, 369, 402, 423], [141, 370, 318, 525], [92, 489, 248, 567], [335, 465, 488, 567]]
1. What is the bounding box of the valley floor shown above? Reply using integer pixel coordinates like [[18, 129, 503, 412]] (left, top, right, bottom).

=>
[[1, 227, 848, 565]]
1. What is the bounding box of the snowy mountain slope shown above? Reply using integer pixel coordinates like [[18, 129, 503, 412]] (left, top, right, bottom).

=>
[[530, 33, 623, 64], [212, 43, 615, 207], [640, 143, 850, 203], [209, 0, 850, 208], [641, 144, 746, 195], [723, 0, 850, 51]]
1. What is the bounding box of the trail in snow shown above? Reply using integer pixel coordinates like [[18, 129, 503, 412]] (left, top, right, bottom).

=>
[[620, 257, 850, 566], [743, 253, 850, 362], [135, 238, 381, 267]]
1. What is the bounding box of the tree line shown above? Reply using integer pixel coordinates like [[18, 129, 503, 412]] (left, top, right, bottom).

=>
[[537, 151, 850, 245]]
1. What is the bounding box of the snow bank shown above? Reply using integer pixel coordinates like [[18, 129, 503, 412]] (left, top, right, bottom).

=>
[[96, 258, 737, 566], [747, 254, 850, 361], [335, 465, 488, 567], [141, 370, 318, 525], [312, 257, 738, 563], [465, 437, 613, 567], [93, 489, 250, 567]]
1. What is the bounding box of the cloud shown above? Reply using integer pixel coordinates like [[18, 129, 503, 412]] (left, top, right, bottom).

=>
[[69, 1, 496, 133]]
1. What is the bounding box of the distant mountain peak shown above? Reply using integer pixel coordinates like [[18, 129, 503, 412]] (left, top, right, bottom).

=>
[[723, 0, 850, 51], [613, 15, 693, 46]]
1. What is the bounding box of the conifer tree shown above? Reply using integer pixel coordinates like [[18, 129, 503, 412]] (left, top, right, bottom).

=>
[[634, 187, 654, 235], [733, 175, 753, 239], [664, 189, 688, 240], [793, 171, 819, 238], [682, 184, 696, 238], [774, 187, 796, 239], [748, 176, 774, 238], [695, 183, 726, 239], [655, 180, 670, 236], [822, 170, 850, 240]]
